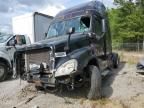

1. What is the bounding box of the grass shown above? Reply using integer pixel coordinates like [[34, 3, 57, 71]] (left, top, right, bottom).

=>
[[115, 50, 144, 64], [80, 98, 126, 108]]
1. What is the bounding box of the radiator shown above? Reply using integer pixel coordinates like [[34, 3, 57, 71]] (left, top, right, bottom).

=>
[[25, 50, 51, 70]]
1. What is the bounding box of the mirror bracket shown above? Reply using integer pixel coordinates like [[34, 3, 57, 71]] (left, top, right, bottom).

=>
[[88, 32, 96, 38], [65, 27, 75, 52], [102, 19, 106, 33]]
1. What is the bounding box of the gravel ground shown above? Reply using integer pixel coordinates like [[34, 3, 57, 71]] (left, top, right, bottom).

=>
[[0, 62, 144, 108]]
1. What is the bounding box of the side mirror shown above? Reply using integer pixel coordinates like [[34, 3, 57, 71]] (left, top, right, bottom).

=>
[[102, 19, 106, 33], [9, 39, 17, 46], [67, 27, 75, 34], [45, 33, 47, 37]]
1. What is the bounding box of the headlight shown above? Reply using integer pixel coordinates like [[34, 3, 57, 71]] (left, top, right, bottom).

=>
[[55, 59, 78, 77]]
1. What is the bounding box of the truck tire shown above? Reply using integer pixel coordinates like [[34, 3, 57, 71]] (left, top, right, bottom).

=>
[[87, 65, 101, 100], [0, 62, 8, 81], [113, 53, 119, 68]]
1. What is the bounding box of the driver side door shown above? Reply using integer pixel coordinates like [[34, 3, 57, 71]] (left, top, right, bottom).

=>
[[92, 15, 105, 57]]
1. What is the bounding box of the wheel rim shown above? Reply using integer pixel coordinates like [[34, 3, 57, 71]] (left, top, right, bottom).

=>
[[0, 66, 5, 78]]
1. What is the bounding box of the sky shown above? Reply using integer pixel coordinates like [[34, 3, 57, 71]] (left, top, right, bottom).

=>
[[0, 0, 114, 33]]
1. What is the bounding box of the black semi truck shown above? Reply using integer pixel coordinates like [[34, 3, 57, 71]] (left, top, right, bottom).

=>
[[15, 1, 119, 100]]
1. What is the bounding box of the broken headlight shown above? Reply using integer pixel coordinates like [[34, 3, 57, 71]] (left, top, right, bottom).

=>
[[55, 59, 78, 77]]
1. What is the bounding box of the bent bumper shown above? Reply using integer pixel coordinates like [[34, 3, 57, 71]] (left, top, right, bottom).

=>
[[28, 73, 56, 87]]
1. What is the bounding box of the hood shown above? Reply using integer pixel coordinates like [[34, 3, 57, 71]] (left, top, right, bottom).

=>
[[38, 35, 68, 45], [18, 33, 87, 52]]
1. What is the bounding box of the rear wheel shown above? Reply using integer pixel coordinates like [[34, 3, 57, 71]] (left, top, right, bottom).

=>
[[0, 62, 8, 81], [112, 53, 119, 68], [87, 65, 102, 100]]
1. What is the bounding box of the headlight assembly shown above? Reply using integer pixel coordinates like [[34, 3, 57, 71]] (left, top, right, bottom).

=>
[[55, 59, 78, 77]]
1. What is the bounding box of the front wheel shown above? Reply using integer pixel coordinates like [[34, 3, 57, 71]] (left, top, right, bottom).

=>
[[87, 65, 102, 100], [0, 62, 8, 81]]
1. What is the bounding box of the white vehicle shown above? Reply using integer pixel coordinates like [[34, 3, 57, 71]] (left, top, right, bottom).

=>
[[0, 34, 31, 81], [12, 12, 53, 43]]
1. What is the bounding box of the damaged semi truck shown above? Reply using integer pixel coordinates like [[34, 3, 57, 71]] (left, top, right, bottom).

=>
[[15, 1, 119, 99]]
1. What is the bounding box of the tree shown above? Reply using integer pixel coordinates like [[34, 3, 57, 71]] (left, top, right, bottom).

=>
[[109, 0, 144, 50]]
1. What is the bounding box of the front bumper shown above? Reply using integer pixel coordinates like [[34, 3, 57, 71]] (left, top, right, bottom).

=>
[[27, 72, 56, 87], [27, 69, 82, 87]]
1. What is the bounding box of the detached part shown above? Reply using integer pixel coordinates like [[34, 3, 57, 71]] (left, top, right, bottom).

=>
[[136, 59, 144, 75], [137, 59, 144, 70]]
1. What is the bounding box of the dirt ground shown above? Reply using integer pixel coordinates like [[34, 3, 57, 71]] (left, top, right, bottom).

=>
[[0, 62, 144, 108]]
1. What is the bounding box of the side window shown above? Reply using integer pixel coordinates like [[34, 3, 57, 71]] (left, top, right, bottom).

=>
[[93, 16, 102, 36], [80, 16, 90, 32], [7, 35, 26, 46], [15, 35, 26, 45]]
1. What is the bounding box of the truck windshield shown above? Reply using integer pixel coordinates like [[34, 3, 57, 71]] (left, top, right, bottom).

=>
[[47, 16, 90, 38], [0, 34, 11, 43]]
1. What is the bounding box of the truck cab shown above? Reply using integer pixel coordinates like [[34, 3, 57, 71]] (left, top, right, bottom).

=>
[[0, 34, 30, 81], [16, 1, 119, 100]]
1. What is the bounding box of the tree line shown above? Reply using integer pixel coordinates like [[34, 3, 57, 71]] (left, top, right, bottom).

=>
[[108, 0, 144, 49]]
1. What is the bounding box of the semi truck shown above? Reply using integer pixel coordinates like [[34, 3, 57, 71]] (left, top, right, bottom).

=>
[[12, 12, 53, 43], [15, 1, 119, 100]]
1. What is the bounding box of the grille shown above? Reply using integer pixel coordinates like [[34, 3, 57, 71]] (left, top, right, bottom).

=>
[[26, 50, 50, 66]]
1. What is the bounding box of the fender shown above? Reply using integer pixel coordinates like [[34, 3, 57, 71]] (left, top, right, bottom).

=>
[[0, 51, 12, 68], [55, 46, 97, 71]]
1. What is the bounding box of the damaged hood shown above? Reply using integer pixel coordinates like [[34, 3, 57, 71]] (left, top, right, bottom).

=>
[[18, 35, 68, 52], [17, 33, 85, 52]]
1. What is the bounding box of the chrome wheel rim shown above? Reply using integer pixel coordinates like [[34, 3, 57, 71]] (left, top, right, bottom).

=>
[[0, 66, 5, 78]]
